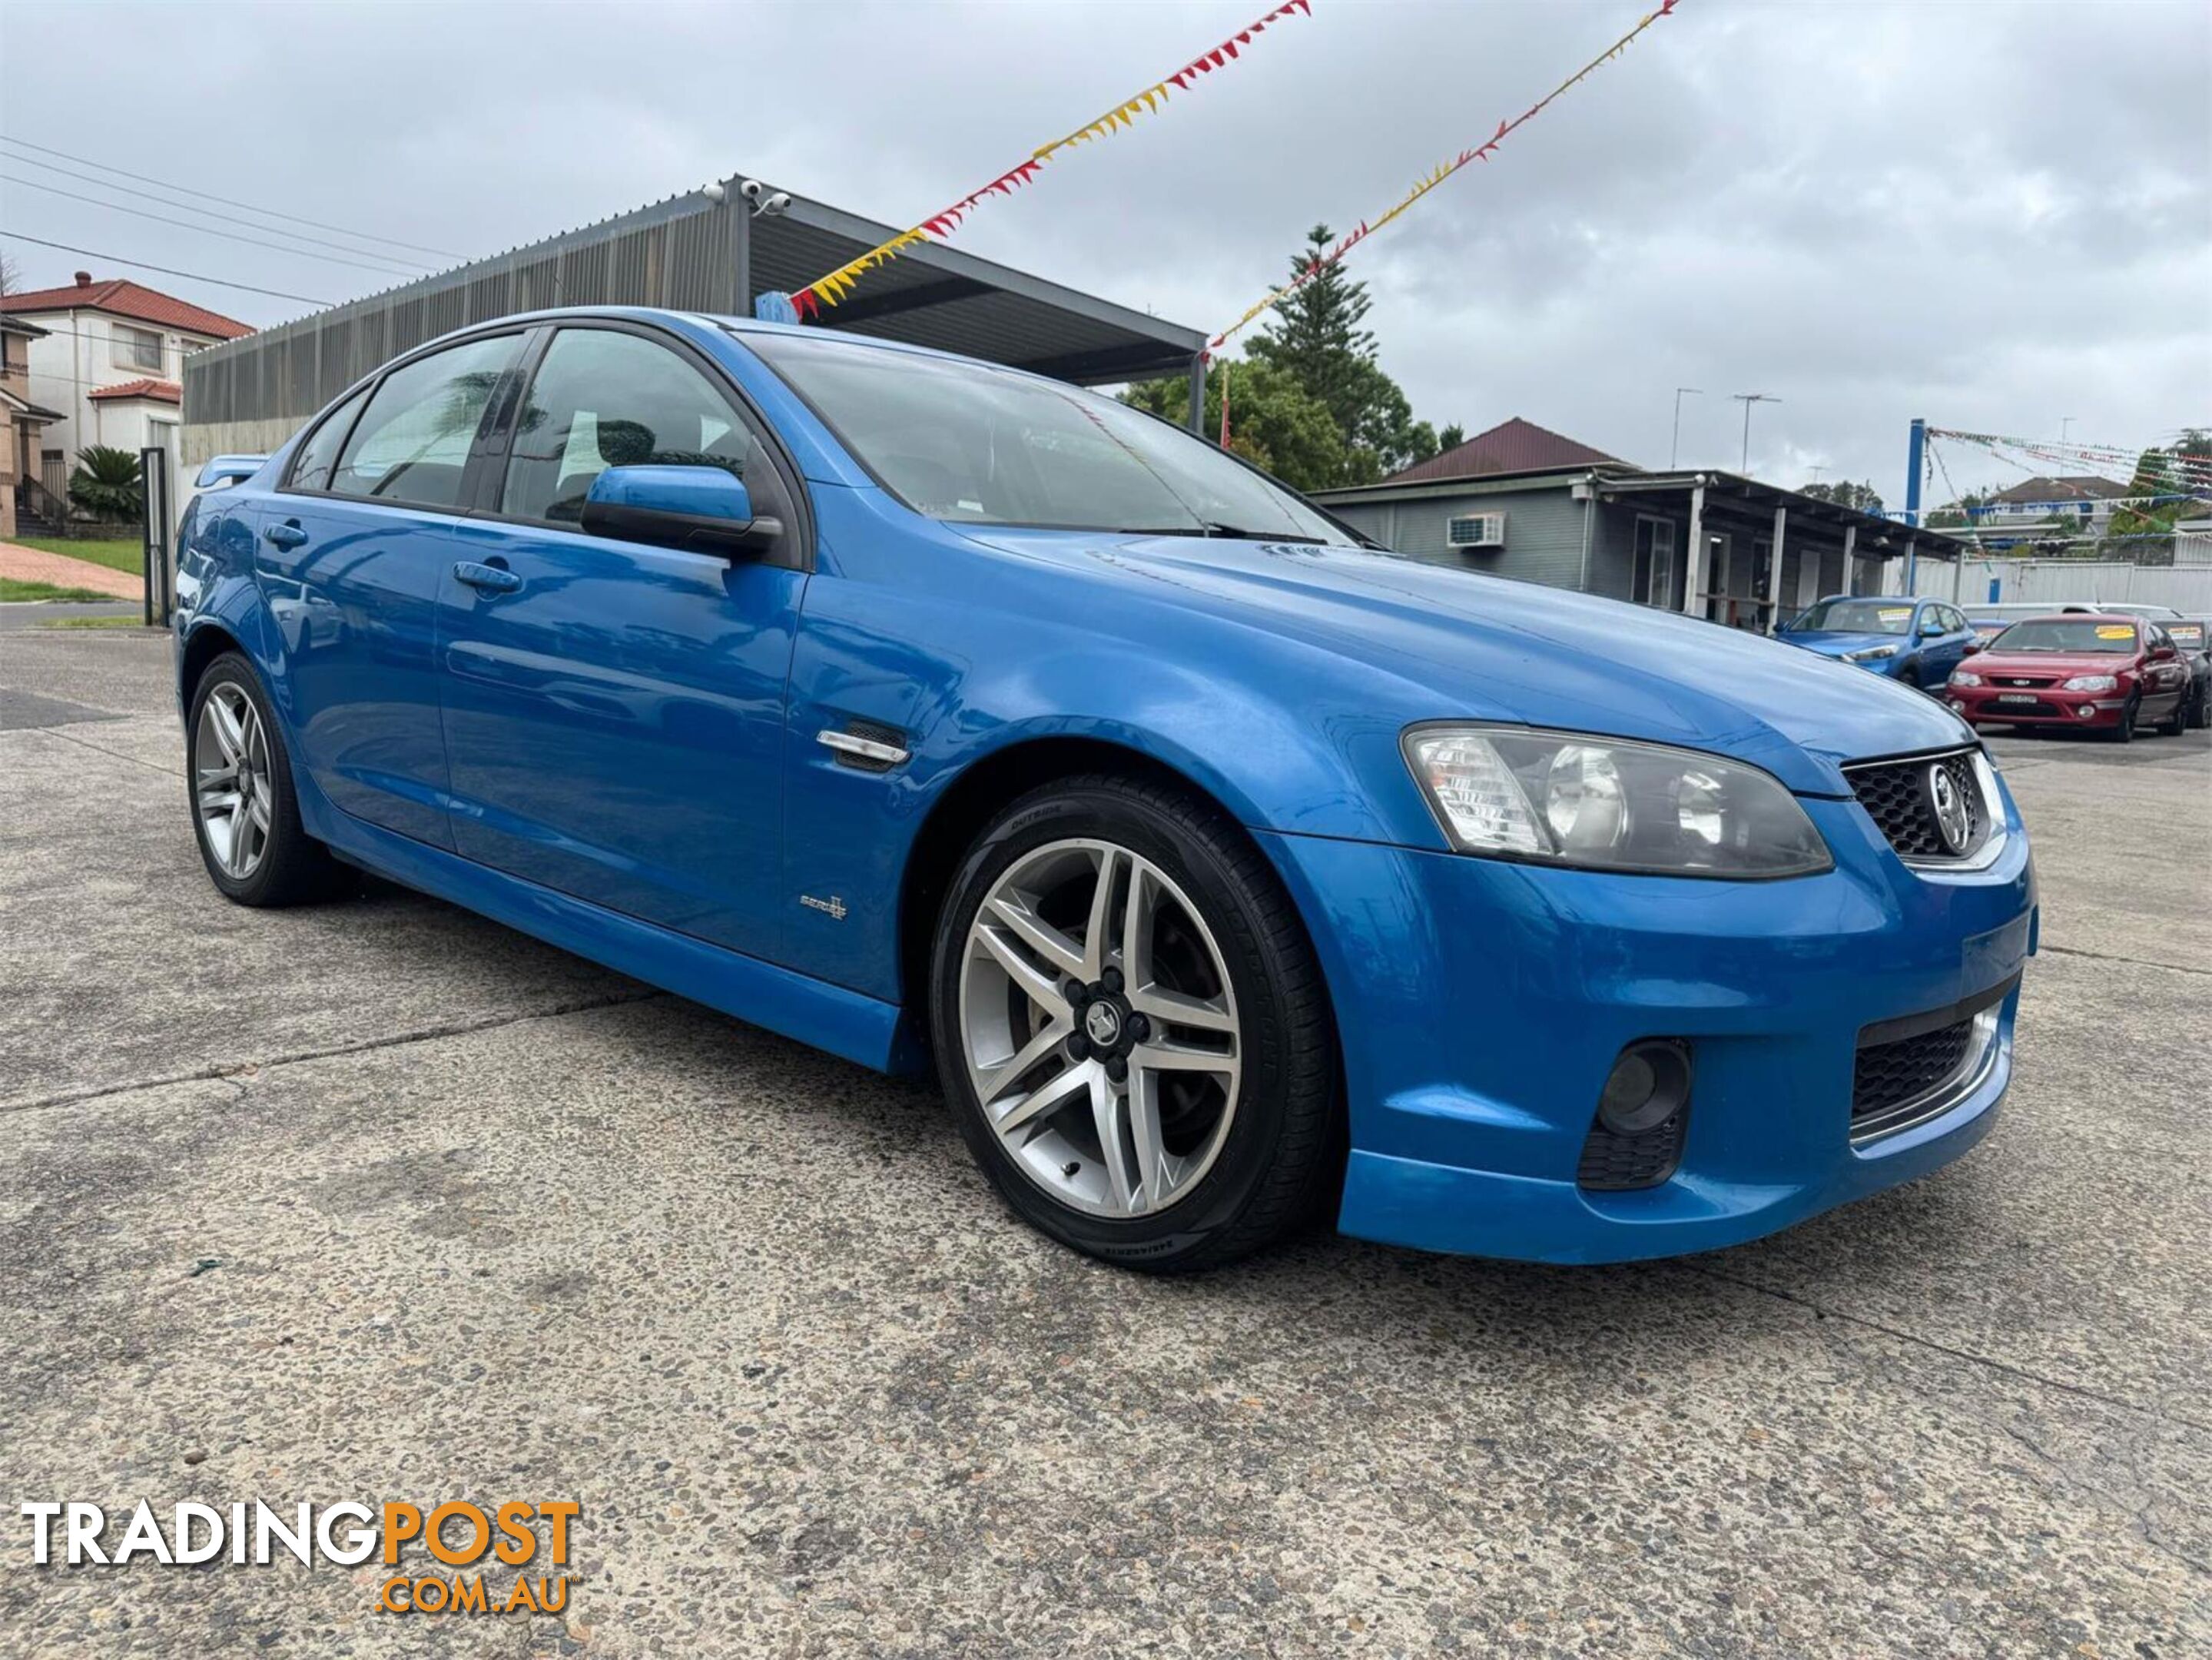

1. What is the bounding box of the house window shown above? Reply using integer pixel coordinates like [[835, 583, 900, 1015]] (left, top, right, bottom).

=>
[[113, 324, 164, 373]]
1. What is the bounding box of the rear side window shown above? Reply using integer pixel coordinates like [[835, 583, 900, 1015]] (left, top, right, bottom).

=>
[[330, 334, 523, 510], [500, 328, 787, 528], [287, 387, 368, 493]]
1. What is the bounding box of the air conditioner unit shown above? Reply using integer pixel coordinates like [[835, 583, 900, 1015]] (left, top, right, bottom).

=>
[[1447, 511, 1506, 549]]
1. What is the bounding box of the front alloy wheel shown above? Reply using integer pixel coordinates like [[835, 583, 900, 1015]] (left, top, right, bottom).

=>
[[960, 838, 1242, 1219], [932, 775, 1339, 1271]]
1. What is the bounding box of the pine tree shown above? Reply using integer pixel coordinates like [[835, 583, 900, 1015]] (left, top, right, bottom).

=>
[[1247, 226, 1436, 486]]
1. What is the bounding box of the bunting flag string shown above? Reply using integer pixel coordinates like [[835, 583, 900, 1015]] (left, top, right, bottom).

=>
[[1207, 0, 1679, 350], [788, 0, 1314, 317], [1927, 424, 2212, 487]]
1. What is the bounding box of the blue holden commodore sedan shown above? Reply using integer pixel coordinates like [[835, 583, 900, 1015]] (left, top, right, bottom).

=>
[[174, 308, 2036, 1271], [1776, 595, 1981, 691]]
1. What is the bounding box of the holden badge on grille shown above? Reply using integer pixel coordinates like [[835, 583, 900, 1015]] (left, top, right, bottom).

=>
[[1927, 762, 1969, 854]]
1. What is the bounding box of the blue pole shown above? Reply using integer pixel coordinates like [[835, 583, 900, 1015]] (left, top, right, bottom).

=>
[[1902, 417, 1925, 594]]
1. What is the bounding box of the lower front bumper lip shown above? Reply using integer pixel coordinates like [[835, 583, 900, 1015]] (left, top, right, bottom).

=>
[[1337, 1013, 2013, 1264]]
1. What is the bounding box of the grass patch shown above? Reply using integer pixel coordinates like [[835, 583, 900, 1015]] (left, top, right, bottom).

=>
[[37, 616, 147, 630], [0, 577, 122, 603], [14, 536, 143, 576]]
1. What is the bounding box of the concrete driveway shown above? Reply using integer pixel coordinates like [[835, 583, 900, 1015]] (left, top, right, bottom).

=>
[[2, 628, 2207, 1658]]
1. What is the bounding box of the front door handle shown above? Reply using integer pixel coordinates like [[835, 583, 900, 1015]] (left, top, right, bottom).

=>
[[263, 520, 307, 549], [453, 561, 521, 595]]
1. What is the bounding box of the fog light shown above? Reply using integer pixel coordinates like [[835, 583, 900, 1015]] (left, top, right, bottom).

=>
[[1597, 1040, 1692, 1135], [2077, 706, 2095, 719]]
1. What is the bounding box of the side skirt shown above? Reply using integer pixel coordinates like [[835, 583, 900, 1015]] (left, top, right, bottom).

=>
[[305, 776, 916, 1077]]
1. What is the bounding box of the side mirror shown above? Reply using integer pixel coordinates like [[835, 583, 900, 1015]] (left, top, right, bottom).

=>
[[1919, 617, 1945, 637], [1961, 639, 1982, 656], [2150, 644, 2177, 661], [580, 464, 781, 557]]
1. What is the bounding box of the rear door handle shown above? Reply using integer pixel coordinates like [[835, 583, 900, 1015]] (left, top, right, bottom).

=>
[[263, 521, 307, 549], [453, 561, 521, 594]]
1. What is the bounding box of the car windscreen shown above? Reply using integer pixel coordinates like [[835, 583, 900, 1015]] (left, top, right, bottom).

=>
[[1791, 599, 1915, 635], [742, 331, 1354, 546], [1988, 619, 2139, 653], [2165, 620, 2206, 649]]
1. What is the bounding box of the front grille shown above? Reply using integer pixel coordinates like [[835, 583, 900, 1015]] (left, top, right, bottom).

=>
[[1992, 674, 2057, 689], [1842, 747, 1987, 862], [1852, 1019, 1974, 1123], [1576, 1110, 1685, 1191]]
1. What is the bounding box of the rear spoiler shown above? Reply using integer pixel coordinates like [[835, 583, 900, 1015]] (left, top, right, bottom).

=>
[[195, 454, 268, 490]]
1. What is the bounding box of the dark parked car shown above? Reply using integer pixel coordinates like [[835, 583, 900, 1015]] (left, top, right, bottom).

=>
[[1948, 613, 2191, 741]]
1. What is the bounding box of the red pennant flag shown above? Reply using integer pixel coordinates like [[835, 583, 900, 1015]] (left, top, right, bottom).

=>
[[1209, 48, 1226, 66]]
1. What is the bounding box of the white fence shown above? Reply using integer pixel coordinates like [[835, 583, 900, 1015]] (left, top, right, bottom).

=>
[[1885, 558, 2212, 613]]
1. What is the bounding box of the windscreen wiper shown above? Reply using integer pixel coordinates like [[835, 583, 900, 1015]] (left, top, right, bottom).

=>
[[1129, 522, 1329, 544]]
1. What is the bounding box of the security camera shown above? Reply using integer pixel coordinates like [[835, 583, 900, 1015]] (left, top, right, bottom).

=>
[[738, 178, 766, 204], [755, 191, 791, 218], [701, 181, 727, 204]]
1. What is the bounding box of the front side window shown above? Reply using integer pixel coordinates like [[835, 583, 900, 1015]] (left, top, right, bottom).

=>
[[501, 329, 780, 526], [114, 323, 163, 373], [287, 387, 370, 493], [330, 334, 522, 510], [744, 331, 1351, 546]]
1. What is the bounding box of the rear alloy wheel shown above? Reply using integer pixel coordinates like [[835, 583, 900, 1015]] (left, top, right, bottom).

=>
[[932, 776, 1338, 1271], [187, 652, 350, 906]]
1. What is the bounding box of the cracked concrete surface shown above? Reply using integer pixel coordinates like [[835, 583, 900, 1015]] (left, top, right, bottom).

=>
[[0, 628, 2206, 1658]]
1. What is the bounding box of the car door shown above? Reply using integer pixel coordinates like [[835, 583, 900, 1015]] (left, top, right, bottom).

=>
[[2143, 626, 2186, 715], [435, 323, 808, 961], [254, 330, 529, 848]]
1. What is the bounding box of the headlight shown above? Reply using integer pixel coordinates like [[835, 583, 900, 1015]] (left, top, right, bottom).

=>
[[1402, 725, 1832, 878], [1842, 644, 1900, 662], [1949, 669, 1982, 686], [2061, 673, 2117, 692]]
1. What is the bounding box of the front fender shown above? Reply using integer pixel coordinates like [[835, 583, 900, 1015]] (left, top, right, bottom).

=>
[[777, 496, 1458, 1004]]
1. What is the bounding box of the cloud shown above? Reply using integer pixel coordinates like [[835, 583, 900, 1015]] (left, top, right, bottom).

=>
[[3, 0, 2204, 499]]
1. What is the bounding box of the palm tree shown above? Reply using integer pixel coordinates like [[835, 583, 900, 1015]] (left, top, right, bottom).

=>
[[68, 445, 144, 522]]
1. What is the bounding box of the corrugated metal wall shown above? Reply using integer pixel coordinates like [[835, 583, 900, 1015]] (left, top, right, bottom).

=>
[[182, 191, 733, 464]]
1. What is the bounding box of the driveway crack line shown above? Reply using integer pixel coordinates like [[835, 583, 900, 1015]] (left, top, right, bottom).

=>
[[1684, 1263, 2210, 1435], [0, 988, 666, 1118]]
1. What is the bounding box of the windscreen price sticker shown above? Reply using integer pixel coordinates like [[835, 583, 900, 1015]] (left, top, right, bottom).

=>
[[18, 1499, 580, 1617]]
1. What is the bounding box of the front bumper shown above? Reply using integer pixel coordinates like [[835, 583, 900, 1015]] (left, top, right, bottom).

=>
[[1256, 779, 2035, 1263], [1949, 684, 2126, 728]]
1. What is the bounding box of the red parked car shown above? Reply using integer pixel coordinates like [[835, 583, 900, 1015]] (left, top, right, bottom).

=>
[[1947, 613, 2191, 742]]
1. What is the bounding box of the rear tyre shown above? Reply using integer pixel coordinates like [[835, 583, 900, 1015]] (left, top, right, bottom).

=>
[[930, 774, 1340, 1273], [2187, 682, 2209, 731], [2155, 697, 2186, 737], [187, 652, 350, 906]]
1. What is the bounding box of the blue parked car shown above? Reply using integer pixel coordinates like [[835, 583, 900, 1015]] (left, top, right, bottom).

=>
[[1778, 595, 1980, 691], [174, 310, 2035, 1271]]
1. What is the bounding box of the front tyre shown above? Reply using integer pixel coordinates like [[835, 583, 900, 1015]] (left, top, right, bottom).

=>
[[930, 775, 1339, 1272], [187, 651, 349, 906]]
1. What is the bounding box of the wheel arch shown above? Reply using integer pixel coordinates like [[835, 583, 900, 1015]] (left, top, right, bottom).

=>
[[896, 735, 1305, 1032], [180, 618, 246, 704]]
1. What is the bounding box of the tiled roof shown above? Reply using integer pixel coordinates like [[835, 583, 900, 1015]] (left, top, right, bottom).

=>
[[0, 275, 252, 340], [88, 377, 183, 404], [1380, 417, 1623, 486]]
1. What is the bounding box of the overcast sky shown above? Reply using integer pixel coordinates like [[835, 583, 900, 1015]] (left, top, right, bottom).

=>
[[3, 0, 2206, 503]]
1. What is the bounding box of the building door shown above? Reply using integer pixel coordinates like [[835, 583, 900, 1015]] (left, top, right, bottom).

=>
[[41, 448, 65, 499], [1633, 516, 1677, 609]]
